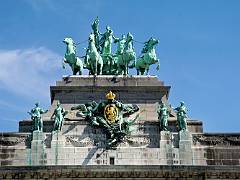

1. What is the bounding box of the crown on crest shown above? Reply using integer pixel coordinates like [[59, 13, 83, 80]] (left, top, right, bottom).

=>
[[106, 91, 116, 100]]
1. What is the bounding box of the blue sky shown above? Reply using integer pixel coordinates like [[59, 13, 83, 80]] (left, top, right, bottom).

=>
[[0, 0, 239, 132]]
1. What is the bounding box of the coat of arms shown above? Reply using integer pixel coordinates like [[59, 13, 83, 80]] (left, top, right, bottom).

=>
[[71, 91, 139, 148], [104, 104, 118, 124]]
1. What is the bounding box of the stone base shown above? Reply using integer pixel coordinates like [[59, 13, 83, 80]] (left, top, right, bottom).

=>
[[159, 131, 173, 165], [30, 131, 46, 166], [179, 130, 193, 165], [50, 75, 170, 105], [50, 131, 65, 165]]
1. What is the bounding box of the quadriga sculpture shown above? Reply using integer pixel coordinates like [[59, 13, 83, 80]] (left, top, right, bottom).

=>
[[85, 33, 103, 75], [135, 37, 160, 75], [63, 37, 83, 75]]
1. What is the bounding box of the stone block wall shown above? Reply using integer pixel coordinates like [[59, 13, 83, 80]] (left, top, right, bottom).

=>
[[1, 76, 240, 168]]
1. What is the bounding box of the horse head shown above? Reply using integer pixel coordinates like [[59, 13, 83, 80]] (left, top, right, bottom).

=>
[[63, 37, 75, 46], [146, 37, 159, 50], [88, 33, 96, 44], [126, 32, 133, 43], [63, 37, 76, 55]]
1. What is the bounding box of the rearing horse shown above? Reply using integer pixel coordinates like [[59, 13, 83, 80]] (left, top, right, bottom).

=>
[[135, 37, 160, 75], [63, 37, 83, 75], [85, 33, 103, 75]]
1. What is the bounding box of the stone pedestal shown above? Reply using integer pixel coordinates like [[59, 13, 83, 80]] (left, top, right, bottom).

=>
[[30, 131, 46, 165], [50, 75, 170, 105], [179, 130, 193, 165], [159, 131, 173, 165], [50, 131, 65, 165]]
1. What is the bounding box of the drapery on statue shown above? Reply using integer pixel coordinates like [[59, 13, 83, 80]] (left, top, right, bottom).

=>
[[51, 101, 68, 131], [28, 102, 48, 132], [114, 34, 126, 55], [63, 37, 84, 75], [157, 103, 169, 131], [99, 26, 116, 55], [100, 26, 117, 75], [174, 101, 188, 131], [91, 16, 101, 52], [71, 91, 139, 148], [85, 33, 103, 75], [135, 37, 160, 75]]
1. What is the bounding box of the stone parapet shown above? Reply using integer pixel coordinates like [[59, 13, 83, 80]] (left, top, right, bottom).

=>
[[0, 165, 240, 179]]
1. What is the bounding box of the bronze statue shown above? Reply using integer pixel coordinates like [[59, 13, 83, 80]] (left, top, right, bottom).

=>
[[174, 101, 188, 131], [157, 103, 169, 131], [28, 102, 47, 132], [51, 101, 68, 131], [71, 91, 139, 148]]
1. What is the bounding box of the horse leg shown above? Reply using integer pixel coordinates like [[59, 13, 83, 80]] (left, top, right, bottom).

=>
[[78, 68, 82, 75], [90, 63, 95, 75], [78, 64, 82, 75], [124, 64, 127, 75], [97, 63, 103, 75], [137, 69, 139, 75], [77, 63, 82, 75], [73, 68, 77, 75], [146, 68, 149, 75], [95, 59, 98, 75], [71, 64, 76, 75], [145, 65, 150, 75]]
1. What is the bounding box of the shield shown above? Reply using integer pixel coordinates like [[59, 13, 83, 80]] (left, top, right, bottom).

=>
[[104, 104, 118, 124]]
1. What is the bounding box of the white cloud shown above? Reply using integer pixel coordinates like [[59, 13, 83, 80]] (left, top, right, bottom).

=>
[[0, 47, 62, 99]]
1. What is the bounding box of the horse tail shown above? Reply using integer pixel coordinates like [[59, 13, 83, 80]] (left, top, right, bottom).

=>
[[76, 57, 83, 70], [156, 59, 160, 71]]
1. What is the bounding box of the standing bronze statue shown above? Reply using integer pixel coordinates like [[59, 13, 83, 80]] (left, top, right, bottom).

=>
[[174, 101, 188, 131], [51, 101, 68, 131], [28, 102, 48, 132], [157, 103, 169, 131]]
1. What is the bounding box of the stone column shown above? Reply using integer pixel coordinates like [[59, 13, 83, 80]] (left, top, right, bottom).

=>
[[178, 130, 193, 165], [30, 131, 46, 165], [159, 131, 173, 165], [51, 131, 65, 165]]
